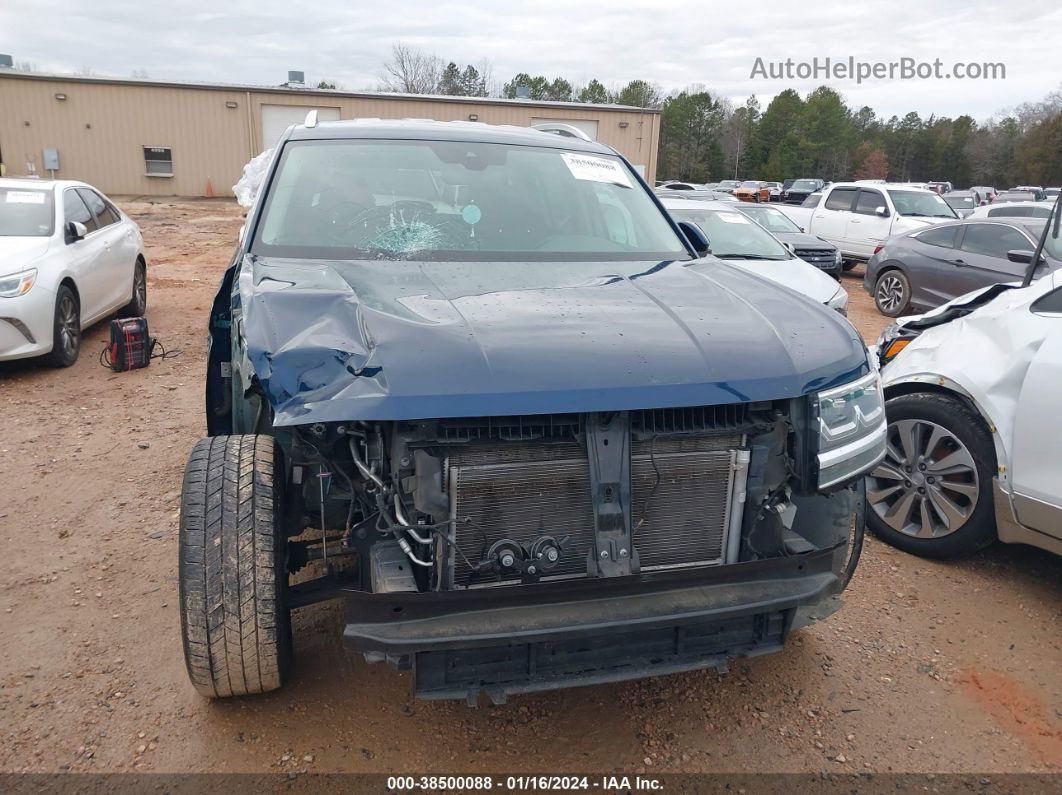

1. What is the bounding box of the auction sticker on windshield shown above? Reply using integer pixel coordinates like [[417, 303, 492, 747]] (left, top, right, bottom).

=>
[[561, 152, 632, 188], [5, 191, 47, 204]]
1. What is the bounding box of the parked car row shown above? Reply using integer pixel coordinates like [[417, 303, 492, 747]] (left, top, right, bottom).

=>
[[0, 178, 146, 366], [657, 179, 797, 203]]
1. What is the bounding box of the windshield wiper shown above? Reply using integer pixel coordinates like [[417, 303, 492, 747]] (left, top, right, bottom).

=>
[[715, 253, 782, 260]]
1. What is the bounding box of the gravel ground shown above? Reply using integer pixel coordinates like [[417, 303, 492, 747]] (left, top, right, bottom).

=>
[[1, 198, 1060, 775]]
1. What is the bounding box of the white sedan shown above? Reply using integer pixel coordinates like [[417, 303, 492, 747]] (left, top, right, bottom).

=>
[[0, 178, 145, 366], [661, 197, 849, 313], [967, 200, 1053, 220], [867, 238, 1062, 558]]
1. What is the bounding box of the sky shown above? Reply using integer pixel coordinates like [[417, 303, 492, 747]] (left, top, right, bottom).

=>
[[2, 0, 1059, 120]]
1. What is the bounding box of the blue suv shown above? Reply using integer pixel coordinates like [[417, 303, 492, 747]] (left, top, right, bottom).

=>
[[178, 118, 885, 703]]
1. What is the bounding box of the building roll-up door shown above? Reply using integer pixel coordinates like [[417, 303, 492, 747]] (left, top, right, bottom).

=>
[[261, 105, 341, 149]]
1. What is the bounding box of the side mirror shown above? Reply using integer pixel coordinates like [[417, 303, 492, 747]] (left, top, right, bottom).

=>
[[677, 220, 710, 257], [65, 221, 88, 244], [875, 206, 889, 217], [1007, 249, 1045, 265], [783, 241, 794, 252], [799, 226, 805, 233]]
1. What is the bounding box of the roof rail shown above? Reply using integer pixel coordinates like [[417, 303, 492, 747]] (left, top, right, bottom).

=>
[[304, 109, 318, 128], [531, 122, 592, 142]]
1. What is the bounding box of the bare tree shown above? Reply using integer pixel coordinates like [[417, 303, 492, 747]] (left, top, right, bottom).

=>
[[475, 58, 496, 97], [14, 60, 38, 72], [380, 42, 442, 94]]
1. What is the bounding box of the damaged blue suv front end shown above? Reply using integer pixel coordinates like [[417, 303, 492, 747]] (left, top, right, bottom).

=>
[[188, 120, 885, 704]]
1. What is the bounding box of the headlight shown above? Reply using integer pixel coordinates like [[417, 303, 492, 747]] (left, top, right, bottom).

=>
[[834, 249, 842, 265], [874, 322, 919, 368], [815, 371, 887, 489], [0, 269, 37, 298], [826, 287, 848, 315]]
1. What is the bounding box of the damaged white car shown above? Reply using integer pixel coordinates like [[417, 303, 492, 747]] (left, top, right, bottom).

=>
[[867, 201, 1062, 558]]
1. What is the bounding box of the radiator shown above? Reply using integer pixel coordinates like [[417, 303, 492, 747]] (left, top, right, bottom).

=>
[[446, 433, 741, 587]]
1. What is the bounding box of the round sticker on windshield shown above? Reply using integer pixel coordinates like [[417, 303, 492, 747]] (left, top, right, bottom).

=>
[[462, 204, 482, 225]]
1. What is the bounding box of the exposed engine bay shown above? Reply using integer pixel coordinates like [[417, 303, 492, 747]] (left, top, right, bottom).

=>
[[283, 399, 856, 596]]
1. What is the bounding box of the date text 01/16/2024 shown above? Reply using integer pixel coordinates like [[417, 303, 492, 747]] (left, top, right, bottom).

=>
[[386, 776, 664, 791]]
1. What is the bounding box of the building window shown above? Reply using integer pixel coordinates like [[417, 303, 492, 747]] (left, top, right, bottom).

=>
[[144, 146, 173, 177]]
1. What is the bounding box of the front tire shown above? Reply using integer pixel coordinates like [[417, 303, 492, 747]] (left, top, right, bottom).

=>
[[865, 393, 996, 559], [122, 258, 147, 317], [179, 435, 292, 697], [43, 285, 80, 367], [875, 269, 911, 316]]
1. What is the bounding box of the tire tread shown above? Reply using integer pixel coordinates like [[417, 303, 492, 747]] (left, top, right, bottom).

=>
[[179, 435, 289, 697]]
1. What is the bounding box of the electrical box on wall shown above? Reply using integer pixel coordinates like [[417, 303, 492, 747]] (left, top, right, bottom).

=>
[[43, 148, 60, 172]]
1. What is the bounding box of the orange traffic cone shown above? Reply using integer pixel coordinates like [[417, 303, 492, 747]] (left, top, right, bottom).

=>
[[205, 177, 215, 198]]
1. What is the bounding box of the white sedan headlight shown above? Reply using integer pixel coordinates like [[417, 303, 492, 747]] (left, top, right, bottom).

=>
[[0, 269, 37, 298], [834, 249, 842, 265], [815, 371, 886, 489], [826, 286, 848, 315]]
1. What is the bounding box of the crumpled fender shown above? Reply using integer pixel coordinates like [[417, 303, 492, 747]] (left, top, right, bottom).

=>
[[238, 256, 382, 425], [880, 273, 1060, 483]]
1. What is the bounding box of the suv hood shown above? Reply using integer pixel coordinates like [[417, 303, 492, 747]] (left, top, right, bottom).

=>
[[236, 255, 867, 425]]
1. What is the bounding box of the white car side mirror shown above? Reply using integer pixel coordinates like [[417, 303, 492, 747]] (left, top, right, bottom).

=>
[[66, 220, 88, 243]]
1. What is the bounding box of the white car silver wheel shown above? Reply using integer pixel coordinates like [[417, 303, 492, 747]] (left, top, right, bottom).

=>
[[866, 418, 979, 539]]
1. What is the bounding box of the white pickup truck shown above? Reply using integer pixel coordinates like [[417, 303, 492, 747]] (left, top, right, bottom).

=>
[[776, 182, 957, 261]]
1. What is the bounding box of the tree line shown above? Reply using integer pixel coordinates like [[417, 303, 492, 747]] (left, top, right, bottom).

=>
[[661, 85, 1062, 189], [377, 43, 1062, 188]]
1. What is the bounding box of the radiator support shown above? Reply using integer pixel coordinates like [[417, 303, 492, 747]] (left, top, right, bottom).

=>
[[440, 412, 748, 589]]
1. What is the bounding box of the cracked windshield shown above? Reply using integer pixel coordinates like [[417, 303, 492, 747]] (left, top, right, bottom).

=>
[[253, 139, 687, 260]]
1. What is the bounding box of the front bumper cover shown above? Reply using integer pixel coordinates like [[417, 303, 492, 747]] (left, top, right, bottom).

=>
[[343, 546, 840, 702], [0, 284, 57, 361]]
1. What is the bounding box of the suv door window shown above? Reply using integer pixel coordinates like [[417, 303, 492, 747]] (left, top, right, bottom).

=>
[[916, 225, 959, 248], [960, 223, 1032, 259], [854, 189, 886, 215], [63, 189, 97, 232], [824, 187, 857, 211], [77, 188, 118, 228]]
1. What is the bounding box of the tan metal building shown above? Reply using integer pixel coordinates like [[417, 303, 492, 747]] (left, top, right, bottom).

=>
[[0, 70, 660, 197]]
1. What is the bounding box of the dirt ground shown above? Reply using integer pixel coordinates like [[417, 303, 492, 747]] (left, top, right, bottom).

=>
[[1, 198, 1060, 776]]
